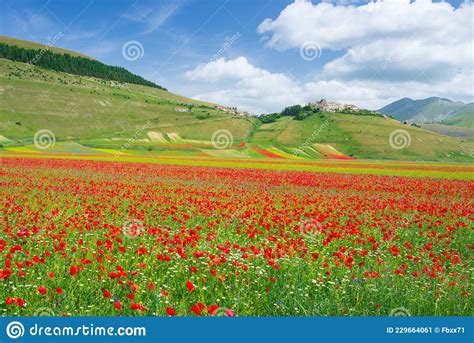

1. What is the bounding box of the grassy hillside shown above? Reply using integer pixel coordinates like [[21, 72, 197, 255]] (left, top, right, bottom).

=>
[[421, 124, 474, 138], [0, 35, 93, 59], [250, 114, 473, 162], [0, 55, 473, 162], [0, 40, 165, 89], [0, 58, 255, 146], [440, 104, 474, 128]]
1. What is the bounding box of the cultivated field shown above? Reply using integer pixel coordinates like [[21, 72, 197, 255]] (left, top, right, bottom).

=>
[[1, 155, 472, 316]]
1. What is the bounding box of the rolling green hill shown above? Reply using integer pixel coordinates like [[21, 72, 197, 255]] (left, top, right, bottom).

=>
[[0, 35, 94, 59], [0, 41, 165, 90], [0, 57, 255, 146], [0, 37, 473, 163]]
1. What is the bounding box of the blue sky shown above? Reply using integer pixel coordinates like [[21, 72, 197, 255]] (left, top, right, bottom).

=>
[[1, 0, 472, 113]]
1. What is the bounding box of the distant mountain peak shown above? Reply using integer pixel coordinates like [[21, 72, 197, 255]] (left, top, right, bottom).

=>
[[426, 96, 454, 103], [378, 97, 473, 128]]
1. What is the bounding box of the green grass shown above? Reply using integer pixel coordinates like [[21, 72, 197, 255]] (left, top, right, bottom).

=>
[[420, 124, 474, 138]]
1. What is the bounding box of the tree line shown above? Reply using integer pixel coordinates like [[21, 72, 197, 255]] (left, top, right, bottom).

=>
[[0, 43, 166, 90]]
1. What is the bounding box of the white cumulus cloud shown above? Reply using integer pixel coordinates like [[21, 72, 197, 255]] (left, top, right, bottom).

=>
[[258, 0, 473, 83], [183, 0, 473, 113]]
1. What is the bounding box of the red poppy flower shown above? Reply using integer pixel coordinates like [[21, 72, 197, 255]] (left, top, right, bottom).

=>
[[208, 304, 219, 315], [225, 309, 236, 317], [131, 302, 145, 312], [38, 286, 48, 295], [69, 266, 77, 276], [190, 305, 202, 316], [16, 298, 26, 307], [186, 281, 195, 293], [114, 300, 122, 311], [0, 269, 12, 281], [166, 307, 176, 316], [103, 289, 111, 298]]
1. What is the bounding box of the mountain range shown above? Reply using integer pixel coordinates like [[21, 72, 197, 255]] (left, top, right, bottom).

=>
[[378, 97, 473, 128]]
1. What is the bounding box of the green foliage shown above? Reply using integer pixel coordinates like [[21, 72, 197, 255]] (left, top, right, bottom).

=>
[[0, 43, 166, 90], [260, 104, 381, 124], [280, 104, 317, 120], [258, 113, 281, 123], [282, 105, 302, 117], [196, 113, 211, 120], [339, 108, 383, 117]]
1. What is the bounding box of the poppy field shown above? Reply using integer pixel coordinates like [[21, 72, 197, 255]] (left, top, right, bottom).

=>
[[1, 156, 473, 316]]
